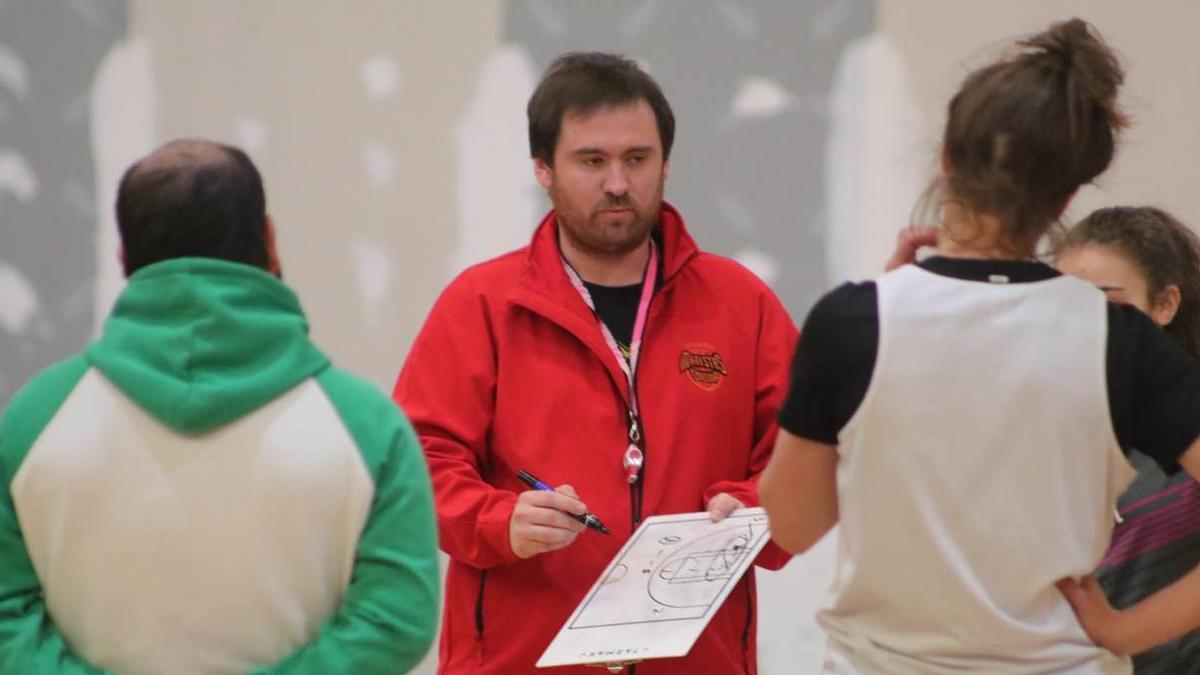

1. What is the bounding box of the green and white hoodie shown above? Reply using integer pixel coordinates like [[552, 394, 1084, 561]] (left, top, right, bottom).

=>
[[0, 258, 438, 675]]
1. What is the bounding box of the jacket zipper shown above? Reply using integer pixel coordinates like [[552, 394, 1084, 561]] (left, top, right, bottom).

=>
[[628, 283, 657, 530], [741, 578, 753, 667], [474, 570, 488, 638]]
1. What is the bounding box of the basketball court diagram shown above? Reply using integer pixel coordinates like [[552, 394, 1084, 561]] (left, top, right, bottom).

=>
[[539, 509, 771, 668], [542, 506, 772, 662], [572, 511, 768, 628]]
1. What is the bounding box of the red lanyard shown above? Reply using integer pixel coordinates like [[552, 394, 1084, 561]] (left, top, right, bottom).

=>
[[562, 240, 658, 483]]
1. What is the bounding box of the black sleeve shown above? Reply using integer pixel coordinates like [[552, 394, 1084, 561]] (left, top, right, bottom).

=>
[[777, 281, 878, 444], [1107, 303, 1200, 473]]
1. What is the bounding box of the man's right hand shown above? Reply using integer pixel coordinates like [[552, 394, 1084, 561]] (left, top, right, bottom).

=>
[[509, 484, 588, 559]]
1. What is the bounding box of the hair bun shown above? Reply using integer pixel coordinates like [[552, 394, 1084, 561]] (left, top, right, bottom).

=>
[[1020, 18, 1128, 129]]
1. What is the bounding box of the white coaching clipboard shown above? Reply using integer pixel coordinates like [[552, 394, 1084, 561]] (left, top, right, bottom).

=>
[[536, 508, 771, 669]]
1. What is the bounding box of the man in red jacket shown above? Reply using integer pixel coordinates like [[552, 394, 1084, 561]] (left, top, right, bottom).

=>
[[394, 52, 798, 674]]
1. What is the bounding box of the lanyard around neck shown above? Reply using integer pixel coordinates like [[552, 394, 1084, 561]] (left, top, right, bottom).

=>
[[561, 239, 658, 416]]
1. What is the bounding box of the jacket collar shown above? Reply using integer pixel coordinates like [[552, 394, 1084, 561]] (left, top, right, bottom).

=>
[[507, 202, 698, 402], [515, 201, 698, 308]]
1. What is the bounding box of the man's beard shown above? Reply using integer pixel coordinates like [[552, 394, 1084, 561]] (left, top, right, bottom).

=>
[[556, 189, 662, 258]]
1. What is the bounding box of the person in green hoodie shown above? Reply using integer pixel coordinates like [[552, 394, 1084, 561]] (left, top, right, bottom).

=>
[[0, 139, 439, 674]]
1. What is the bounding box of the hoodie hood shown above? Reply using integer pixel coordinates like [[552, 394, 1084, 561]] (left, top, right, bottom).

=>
[[86, 258, 330, 435]]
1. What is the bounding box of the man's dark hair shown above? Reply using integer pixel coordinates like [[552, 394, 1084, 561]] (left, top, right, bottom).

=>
[[527, 52, 675, 165], [115, 139, 269, 276]]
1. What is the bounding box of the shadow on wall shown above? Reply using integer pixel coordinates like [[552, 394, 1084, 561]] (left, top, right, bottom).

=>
[[0, 0, 128, 406]]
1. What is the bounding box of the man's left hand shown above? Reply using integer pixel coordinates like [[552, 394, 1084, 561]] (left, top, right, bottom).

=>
[[706, 493, 745, 522]]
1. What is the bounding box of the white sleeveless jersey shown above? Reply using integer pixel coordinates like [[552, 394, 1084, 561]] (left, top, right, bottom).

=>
[[821, 264, 1136, 674]]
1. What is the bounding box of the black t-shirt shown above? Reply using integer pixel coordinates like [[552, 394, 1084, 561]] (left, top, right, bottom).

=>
[[777, 256, 1200, 472], [583, 281, 642, 360]]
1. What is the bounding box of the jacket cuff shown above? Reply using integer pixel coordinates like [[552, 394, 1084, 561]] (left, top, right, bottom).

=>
[[479, 492, 522, 568], [702, 479, 760, 509]]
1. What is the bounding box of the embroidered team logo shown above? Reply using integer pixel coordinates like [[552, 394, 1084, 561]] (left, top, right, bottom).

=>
[[679, 344, 728, 391]]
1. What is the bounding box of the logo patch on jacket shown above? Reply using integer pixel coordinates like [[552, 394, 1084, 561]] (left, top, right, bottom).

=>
[[679, 344, 727, 391]]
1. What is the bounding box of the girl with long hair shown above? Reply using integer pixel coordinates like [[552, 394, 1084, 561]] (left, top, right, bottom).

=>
[[761, 19, 1200, 674]]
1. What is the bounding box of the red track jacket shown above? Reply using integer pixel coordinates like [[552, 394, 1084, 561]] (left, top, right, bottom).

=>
[[394, 203, 798, 674]]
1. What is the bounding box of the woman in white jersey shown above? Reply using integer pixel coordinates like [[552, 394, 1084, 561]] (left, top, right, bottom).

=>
[[760, 19, 1200, 675]]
